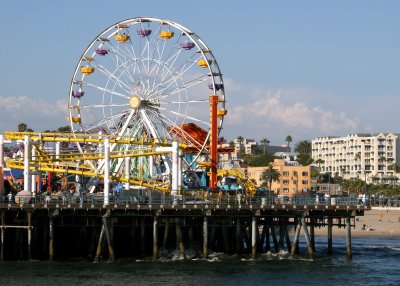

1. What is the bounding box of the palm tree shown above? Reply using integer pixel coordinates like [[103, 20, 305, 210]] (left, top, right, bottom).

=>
[[314, 158, 325, 184], [260, 138, 270, 154], [236, 136, 245, 157], [260, 163, 281, 193], [294, 140, 311, 155], [285, 135, 293, 151], [388, 163, 400, 173]]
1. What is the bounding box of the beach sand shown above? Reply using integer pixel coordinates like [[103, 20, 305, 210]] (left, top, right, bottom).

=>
[[313, 207, 400, 237]]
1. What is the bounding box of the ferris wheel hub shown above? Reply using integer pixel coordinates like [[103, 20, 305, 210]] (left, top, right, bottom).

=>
[[129, 95, 141, 109]]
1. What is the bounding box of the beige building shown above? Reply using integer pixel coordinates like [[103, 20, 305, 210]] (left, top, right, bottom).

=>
[[247, 159, 311, 197], [312, 133, 400, 184]]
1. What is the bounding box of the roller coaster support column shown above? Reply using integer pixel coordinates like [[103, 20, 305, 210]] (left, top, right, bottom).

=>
[[31, 147, 36, 194], [55, 142, 60, 164], [24, 135, 31, 192], [0, 135, 4, 195], [104, 138, 110, 206], [178, 149, 182, 191], [209, 95, 219, 189], [124, 155, 130, 190], [171, 141, 179, 196]]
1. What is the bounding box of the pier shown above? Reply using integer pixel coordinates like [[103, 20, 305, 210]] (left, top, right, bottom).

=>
[[0, 195, 368, 261]]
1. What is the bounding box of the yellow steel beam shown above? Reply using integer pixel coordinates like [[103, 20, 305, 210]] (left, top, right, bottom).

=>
[[4, 131, 187, 149], [31, 151, 172, 163], [6, 159, 170, 193]]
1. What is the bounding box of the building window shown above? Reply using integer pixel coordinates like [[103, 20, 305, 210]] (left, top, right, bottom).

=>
[[283, 188, 289, 193], [283, 180, 289, 185], [283, 171, 289, 177], [302, 180, 308, 184], [302, 171, 308, 176]]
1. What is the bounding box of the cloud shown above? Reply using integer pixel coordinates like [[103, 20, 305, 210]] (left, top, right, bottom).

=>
[[226, 88, 358, 138], [0, 95, 68, 130]]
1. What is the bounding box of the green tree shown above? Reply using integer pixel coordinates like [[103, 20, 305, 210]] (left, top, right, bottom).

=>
[[17, 123, 28, 132], [285, 135, 293, 151], [388, 163, 400, 173], [57, 126, 72, 148], [295, 140, 312, 166], [297, 154, 314, 166], [236, 136, 245, 158], [294, 140, 311, 155], [57, 126, 72, 133], [260, 163, 281, 193], [245, 153, 275, 167]]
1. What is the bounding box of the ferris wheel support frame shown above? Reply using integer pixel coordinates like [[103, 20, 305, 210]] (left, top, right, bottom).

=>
[[0, 135, 4, 195], [23, 135, 31, 193], [209, 95, 219, 189]]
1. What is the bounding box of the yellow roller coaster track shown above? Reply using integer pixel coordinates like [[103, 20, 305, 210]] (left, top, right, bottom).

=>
[[4, 131, 187, 149], [3, 131, 184, 193], [5, 160, 170, 193]]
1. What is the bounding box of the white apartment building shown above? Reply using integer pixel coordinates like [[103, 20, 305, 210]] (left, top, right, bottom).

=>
[[312, 133, 400, 183]]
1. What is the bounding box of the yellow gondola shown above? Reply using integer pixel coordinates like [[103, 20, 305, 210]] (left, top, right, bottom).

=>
[[115, 34, 130, 43], [197, 59, 212, 68], [159, 31, 174, 40], [80, 66, 95, 75], [217, 110, 227, 117]]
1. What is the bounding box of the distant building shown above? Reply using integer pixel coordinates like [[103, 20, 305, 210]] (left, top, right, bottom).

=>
[[274, 152, 299, 166], [247, 159, 311, 197], [227, 138, 289, 160], [312, 133, 400, 184]]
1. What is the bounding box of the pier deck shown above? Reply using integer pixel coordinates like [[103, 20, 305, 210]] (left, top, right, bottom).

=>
[[0, 195, 370, 262]]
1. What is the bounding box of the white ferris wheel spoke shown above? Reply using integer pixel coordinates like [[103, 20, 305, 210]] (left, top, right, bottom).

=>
[[84, 82, 130, 99]]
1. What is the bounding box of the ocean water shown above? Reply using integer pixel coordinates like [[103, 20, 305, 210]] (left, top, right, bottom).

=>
[[0, 237, 399, 286]]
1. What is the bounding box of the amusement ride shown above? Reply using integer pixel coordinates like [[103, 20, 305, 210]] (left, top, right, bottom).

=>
[[1, 17, 237, 203]]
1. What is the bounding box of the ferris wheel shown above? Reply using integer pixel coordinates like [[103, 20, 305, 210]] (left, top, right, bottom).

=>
[[68, 17, 226, 184]]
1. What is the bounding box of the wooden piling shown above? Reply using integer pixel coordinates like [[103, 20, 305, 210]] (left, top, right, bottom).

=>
[[301, 217, 314, 258], [153, 216, 158, 260], [251, 216, 256, 259], [290, 218, 302, 257], [162, 219, 170, 250], [327, 217, 333, 255], [346, 214, 352, 259], [27, 212, 32, 261], [1, 211, 4, 261], [49, 212, 54, 261], [176, 218, 185, 259], [140, 217, 146, 255], [270, 220, 279, 253], [278, 218, 285, 251], [310, 217, 315, 251], [264, 223, 271, 253], [284, 220, 292, 251], [235, 218, 242, 254], [94, 224, 105, 263], [102, 216, 115, 262], [203, 216, 208, 258], [222, 225, 230, 254]]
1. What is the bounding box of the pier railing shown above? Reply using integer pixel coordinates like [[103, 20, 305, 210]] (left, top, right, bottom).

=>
[[0, 193, 365, 208]]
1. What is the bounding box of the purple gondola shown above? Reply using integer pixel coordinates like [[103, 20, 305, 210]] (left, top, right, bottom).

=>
[[95, 48, 108, 55], [72, 91, 84, 98], [180, 41, 195, 50], [137, 29, 152, 37], [208, 83, 224, 91]]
